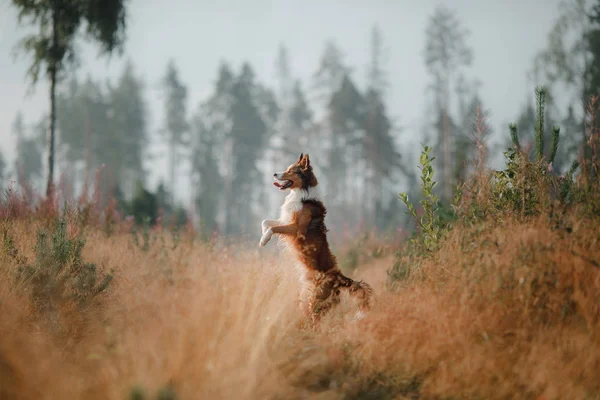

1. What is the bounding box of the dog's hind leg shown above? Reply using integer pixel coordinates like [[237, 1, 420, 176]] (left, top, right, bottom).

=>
[[308, 273, 342, 327], [346, 279, 375, 311], [333, 272, 375, 317]]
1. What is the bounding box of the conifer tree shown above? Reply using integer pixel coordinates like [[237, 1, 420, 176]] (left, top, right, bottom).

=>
[[312, 41, 354, 213], [11, 0, 128, 197], [312, 41, 350, 172], [12, 111, 44, 188], [57, 76, 107, 189], [227, 63, 268, 234], [533, 0, 598, 164], [161, 60, 189, 203], [423, 4, 473, 201], [271, 46, 312, 183], [190, 107, 221, 235], [108, 61, 148, 196], [198, 62, 235, 234], [328, 73, 364, 209], [362, 24, 406, 229], [56, 62, 147, 198]]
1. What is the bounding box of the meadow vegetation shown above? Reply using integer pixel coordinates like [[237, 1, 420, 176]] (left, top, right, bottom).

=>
[[1, 89, 599, 400]]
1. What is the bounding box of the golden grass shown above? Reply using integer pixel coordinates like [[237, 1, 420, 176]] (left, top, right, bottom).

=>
[[1, 212, 599, 400]]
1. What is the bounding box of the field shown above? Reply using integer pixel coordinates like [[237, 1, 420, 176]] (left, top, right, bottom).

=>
[[1, 173, 599, 400], [2, 119, 600, 400]]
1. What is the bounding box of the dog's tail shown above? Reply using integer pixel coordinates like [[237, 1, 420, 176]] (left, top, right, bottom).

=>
[[337, 273, 375, 311], [308, 270, 375, 325]]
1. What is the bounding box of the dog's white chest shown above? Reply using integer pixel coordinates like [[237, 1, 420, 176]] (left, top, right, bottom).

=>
[[279, 193, 303, 224], [278, 188, 321, 224]]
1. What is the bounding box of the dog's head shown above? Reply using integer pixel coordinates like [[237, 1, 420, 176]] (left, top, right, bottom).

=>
[[273, 153, 318, 191]]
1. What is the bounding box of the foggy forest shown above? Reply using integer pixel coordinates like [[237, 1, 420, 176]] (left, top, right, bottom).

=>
[[1, 0, 600, 399]]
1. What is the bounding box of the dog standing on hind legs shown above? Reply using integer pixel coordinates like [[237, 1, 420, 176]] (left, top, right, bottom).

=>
[[259, 153, 374, 326]]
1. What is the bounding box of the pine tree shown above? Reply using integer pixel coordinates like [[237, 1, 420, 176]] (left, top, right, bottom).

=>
[[556, 105, 581, 172], [56, 76, 108, 190], [423, 4, 473, 201], [270, 45, 311, 176], [11, 0, 128, 197], [588, 0, 600, 95], [190, 112, 221, 235], [12, 112, 44, 189], [312, 41, 350, 168], [362, 24, 409, 230], [56, 63, 147, 199], [199, 62, 235, 234], [271, 45, 296, 161], [533, 0, 596, 160], [312, 41, 354, 214], [454, 82, 491, 182], [160, 60, 189, 203], [108, 61, 148, 197], [328, 73, 364, 211], [228, 63, 268, 234]]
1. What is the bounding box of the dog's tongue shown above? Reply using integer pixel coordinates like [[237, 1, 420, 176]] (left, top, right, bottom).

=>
[[273, 181, 283, 188]]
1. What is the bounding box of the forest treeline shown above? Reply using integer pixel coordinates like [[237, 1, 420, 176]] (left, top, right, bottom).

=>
[[6, 0, 600, 238]]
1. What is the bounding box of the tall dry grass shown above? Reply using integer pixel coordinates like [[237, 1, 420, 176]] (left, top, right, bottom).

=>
[[2, 106, 600, 400], [0, 201, 599, 399]]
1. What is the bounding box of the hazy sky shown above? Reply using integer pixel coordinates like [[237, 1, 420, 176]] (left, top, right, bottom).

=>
[[0, 0, 562, 200]]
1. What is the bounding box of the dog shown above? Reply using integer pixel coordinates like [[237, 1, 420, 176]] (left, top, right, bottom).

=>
[[259, 153, 374, 325]]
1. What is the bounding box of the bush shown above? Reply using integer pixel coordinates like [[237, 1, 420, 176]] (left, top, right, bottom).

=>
[[389, 87, 598, 287], [7, 218, 113, 313]]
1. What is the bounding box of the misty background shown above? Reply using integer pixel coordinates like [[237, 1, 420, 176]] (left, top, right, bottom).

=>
[[1, 0, 583, 239]]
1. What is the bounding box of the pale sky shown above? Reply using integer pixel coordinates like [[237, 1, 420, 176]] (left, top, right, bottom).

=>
[[0, 0, 562, 201]]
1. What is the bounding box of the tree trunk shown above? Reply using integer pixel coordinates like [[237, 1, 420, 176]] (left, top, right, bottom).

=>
[[46, 67, 57, 198], [46, 10, 59, 199], [170, 141, 176, 205]]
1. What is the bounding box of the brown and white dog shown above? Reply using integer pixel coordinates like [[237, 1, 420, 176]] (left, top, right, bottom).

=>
[[259, 153, 374, 324]]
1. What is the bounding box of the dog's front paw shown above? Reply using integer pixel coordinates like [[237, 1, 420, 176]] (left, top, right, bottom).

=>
[[261, 219, 270, 234], [259, 228, 273, 247]]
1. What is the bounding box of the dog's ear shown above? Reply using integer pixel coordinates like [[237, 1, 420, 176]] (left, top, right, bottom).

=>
[[297, 153, 304, 163], [301, 153, 311, 170]]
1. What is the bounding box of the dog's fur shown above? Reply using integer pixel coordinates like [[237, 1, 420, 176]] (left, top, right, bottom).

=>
[[259, 153, 374, 324]]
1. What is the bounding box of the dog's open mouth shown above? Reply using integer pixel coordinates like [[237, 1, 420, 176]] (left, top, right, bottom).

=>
[[273, 179, 293, 190]]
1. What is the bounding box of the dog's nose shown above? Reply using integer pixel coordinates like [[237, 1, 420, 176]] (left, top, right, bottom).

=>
[[273, 173, 277, 177]]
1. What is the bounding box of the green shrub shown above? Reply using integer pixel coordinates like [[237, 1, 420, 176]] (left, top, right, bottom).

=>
[[389, 144, 456, 285], [399, 144, 451, 253], [388, 87, 593, 287], [12, 218, 113, 311]]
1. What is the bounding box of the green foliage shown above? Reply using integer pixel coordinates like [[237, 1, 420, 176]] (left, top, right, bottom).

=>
[[156, 385, 177, 400], [534, 87, 546, 161], [424, 4, 473, 201], [389, 85, 598, 286], [339, 232, 386, 274], [9, 219, 113, 310], [491, 87, 577, 216], [509, 122, 520, 150], [129, 385, 177, 400], [390, 144, 454, 285], [129, 182, 158, 227], [11, 0, 127, 85], [11, 0, 128, 196], [399, 144, 449, 252], [130, 220, 156, 253], [130, 386, 147, 400]]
